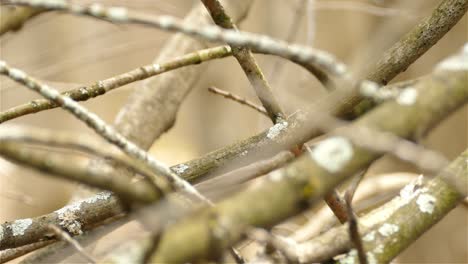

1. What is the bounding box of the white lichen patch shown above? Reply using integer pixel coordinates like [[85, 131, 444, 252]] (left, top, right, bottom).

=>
[[416, 193, 436, 214], [55, 202, 81, 216], [397, 87, 418, 105], [378, 223, 399, 237], [41, 0, 67, 8], [463, 43, 468, 54], [359, 80, 379, 97], [367, 252, 377, 264], [363, 231, 376, 242], [399, 175, 425, 202], [374, 244, 384, 254], [9, 68, 26, 81], [83, 191, 112, 204], [338, 249, 357, 264], [158, 15, 176, 29], [435, 43, 468, 72], [55, 201, 84, 235], [172, 164, 189, 174], [11, 219, 33, 236], [107, 7, 128, 21], [152, 63, 161, 72], [268, 170, 284, 182], [89, 3, 105, 16], [267, 121, 288, 139], [57, 211, 83, 235], [0, 226, 4, 241], [310, 137, 354, 173], [0, 60, 6, 72]]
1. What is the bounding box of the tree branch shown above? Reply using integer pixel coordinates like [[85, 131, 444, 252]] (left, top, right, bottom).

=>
[[143, 69, 467, 263], [207, 86, 268, 117], [0, 5, 43, 35], [201, 0, 285, 121]]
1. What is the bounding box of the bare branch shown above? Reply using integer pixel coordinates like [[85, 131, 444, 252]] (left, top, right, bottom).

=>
[[47, 224, 97, 264], [0, 142, 159, 204], [0, 45, 232, 124], [0, 241, 54, 263], [290, 173, 416, 242], [0, 60, 209, 204], [201, 0, 285, 121], [141, 66, 467, 263], [0, 5, 43, 35], [3, 0, 351, 81], [344, 189, 367, 264], [208, 86, 268, 117]]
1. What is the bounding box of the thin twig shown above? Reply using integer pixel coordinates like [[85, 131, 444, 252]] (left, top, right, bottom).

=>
[[0, 142, 159, 204], [0, 45, 232, 124], [0, 240, 55, 263], [47, 224, 97, 264], [0, 125, 169, 193], [208, 86, 268, 117], [0, 60, 210, 204], [3, 0, 351, 80], [344, 190, 367, 264], [201, 0, 285, 122], [0, 45, 331, 124], [290, 173, 417, 242], [143, 67, 468, 263], [345, 169, 367, 201]]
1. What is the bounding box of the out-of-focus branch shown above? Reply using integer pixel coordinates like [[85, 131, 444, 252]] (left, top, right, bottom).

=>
[[286, 150, 467, 263], [4, 0, 351, 83], [0, 45, 232, 124], [142, 69, 467, 263], [342, 156, 467, 263], [0, 60, 208, 204], [2, 1, 464, 254], [0, 5, 43, 35], [109, 0, 253, 150], [0, 241, 54, 263], [344, 187, 367, 264], [0, 125, 169, 192], [208, 86, 268, 117], [47, 224, 97, 264], [349, 0, 468, 118], [0, 44, 332, 124], [173, 0, 468, 182], [2, 70, 458, 252], [0, 142, 159, 204], [0, 192, 121, 250], [201, 0, 285, 122]]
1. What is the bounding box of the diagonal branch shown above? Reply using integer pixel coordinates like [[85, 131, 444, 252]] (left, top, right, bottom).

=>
[[0, 5, 43, 35], [0, 60, 209, 204], [201, 0, 285, 122], [286, 150, 467, 263], [208, 86, 268, 117], [143, 69, 467, 263]]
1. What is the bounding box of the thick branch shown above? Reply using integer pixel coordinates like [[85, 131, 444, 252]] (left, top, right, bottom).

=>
[[0, 143, 159, 204], [145, 70, 467, 263], [0, 45, 330, 124], [0, 5, 43, 35], [0, 45, 232, 124], [2, 0, 464, 253], [285, 150, 467, 263]]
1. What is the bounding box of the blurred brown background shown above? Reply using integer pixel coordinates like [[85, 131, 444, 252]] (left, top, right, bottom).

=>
[[0, 0, 466, 262]]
